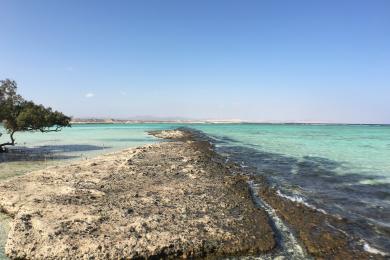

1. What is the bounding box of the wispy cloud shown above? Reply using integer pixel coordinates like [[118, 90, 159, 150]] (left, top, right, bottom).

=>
[[85, 92, 95, 98]]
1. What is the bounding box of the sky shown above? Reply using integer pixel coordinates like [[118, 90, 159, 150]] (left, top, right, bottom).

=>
[[1, 0, 389, 123]]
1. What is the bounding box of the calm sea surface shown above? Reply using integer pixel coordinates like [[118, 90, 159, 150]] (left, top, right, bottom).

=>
[[1, 123, 389, 257]]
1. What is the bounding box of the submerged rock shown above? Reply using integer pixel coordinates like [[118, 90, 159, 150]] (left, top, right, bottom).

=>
[[256, 176, 386, 259]]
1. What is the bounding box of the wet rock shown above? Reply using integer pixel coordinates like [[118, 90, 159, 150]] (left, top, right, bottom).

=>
[[256, 176, 385, 259]]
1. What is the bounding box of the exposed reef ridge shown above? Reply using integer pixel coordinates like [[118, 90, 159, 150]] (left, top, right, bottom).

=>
[[0, 129, 275, 259], [0, 128, 384, 259]]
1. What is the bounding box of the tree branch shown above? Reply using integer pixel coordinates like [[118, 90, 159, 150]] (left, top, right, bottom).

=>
[[0, 131, 16, 152]]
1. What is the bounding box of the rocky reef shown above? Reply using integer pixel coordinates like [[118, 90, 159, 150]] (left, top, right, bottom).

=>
[[0, 128, 384, 259], [0, 130, 274, 259]]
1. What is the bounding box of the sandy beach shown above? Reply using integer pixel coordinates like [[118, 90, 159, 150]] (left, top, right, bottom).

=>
[[0, 129, 385, 259]]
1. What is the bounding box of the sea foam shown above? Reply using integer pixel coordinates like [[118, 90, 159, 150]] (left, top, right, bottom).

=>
[[276, 190, 327, 214], [362, 241, 388, 256]]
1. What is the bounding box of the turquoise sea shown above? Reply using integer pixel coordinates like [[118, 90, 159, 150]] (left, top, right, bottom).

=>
[[1, 123, 390, 257]]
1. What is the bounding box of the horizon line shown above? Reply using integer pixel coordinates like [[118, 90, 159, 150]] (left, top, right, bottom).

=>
[[70, 118, 390, 126]]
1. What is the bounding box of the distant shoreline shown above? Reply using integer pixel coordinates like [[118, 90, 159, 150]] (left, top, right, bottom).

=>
[[70, 119, 243, 124], [70, 119, 390, 126]]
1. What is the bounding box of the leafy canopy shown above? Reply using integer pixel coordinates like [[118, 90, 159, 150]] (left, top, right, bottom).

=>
[[0, 79, 71, 148]]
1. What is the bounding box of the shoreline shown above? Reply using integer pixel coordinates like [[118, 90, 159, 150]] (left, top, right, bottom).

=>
[[254, 176, 386, 259], [68, 121, 390, 126], [0, 129, 386, 259]]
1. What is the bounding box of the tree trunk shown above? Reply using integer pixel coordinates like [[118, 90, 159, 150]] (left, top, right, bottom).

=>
[[0, 131, 16, 152]]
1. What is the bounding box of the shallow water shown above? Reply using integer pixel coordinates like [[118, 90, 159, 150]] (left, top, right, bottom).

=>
[[0, 124, 176, 179], [192, 123, 390, 255], [1, 123, 390, 256]]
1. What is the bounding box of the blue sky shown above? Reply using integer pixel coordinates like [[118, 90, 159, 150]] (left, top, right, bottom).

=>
[[1, 0, 389, 123]]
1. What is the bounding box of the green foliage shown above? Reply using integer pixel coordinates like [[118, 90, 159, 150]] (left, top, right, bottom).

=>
[[0, 79, 23, 121], [13, 101, 71, 132], [0, 79, 71, 150]]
